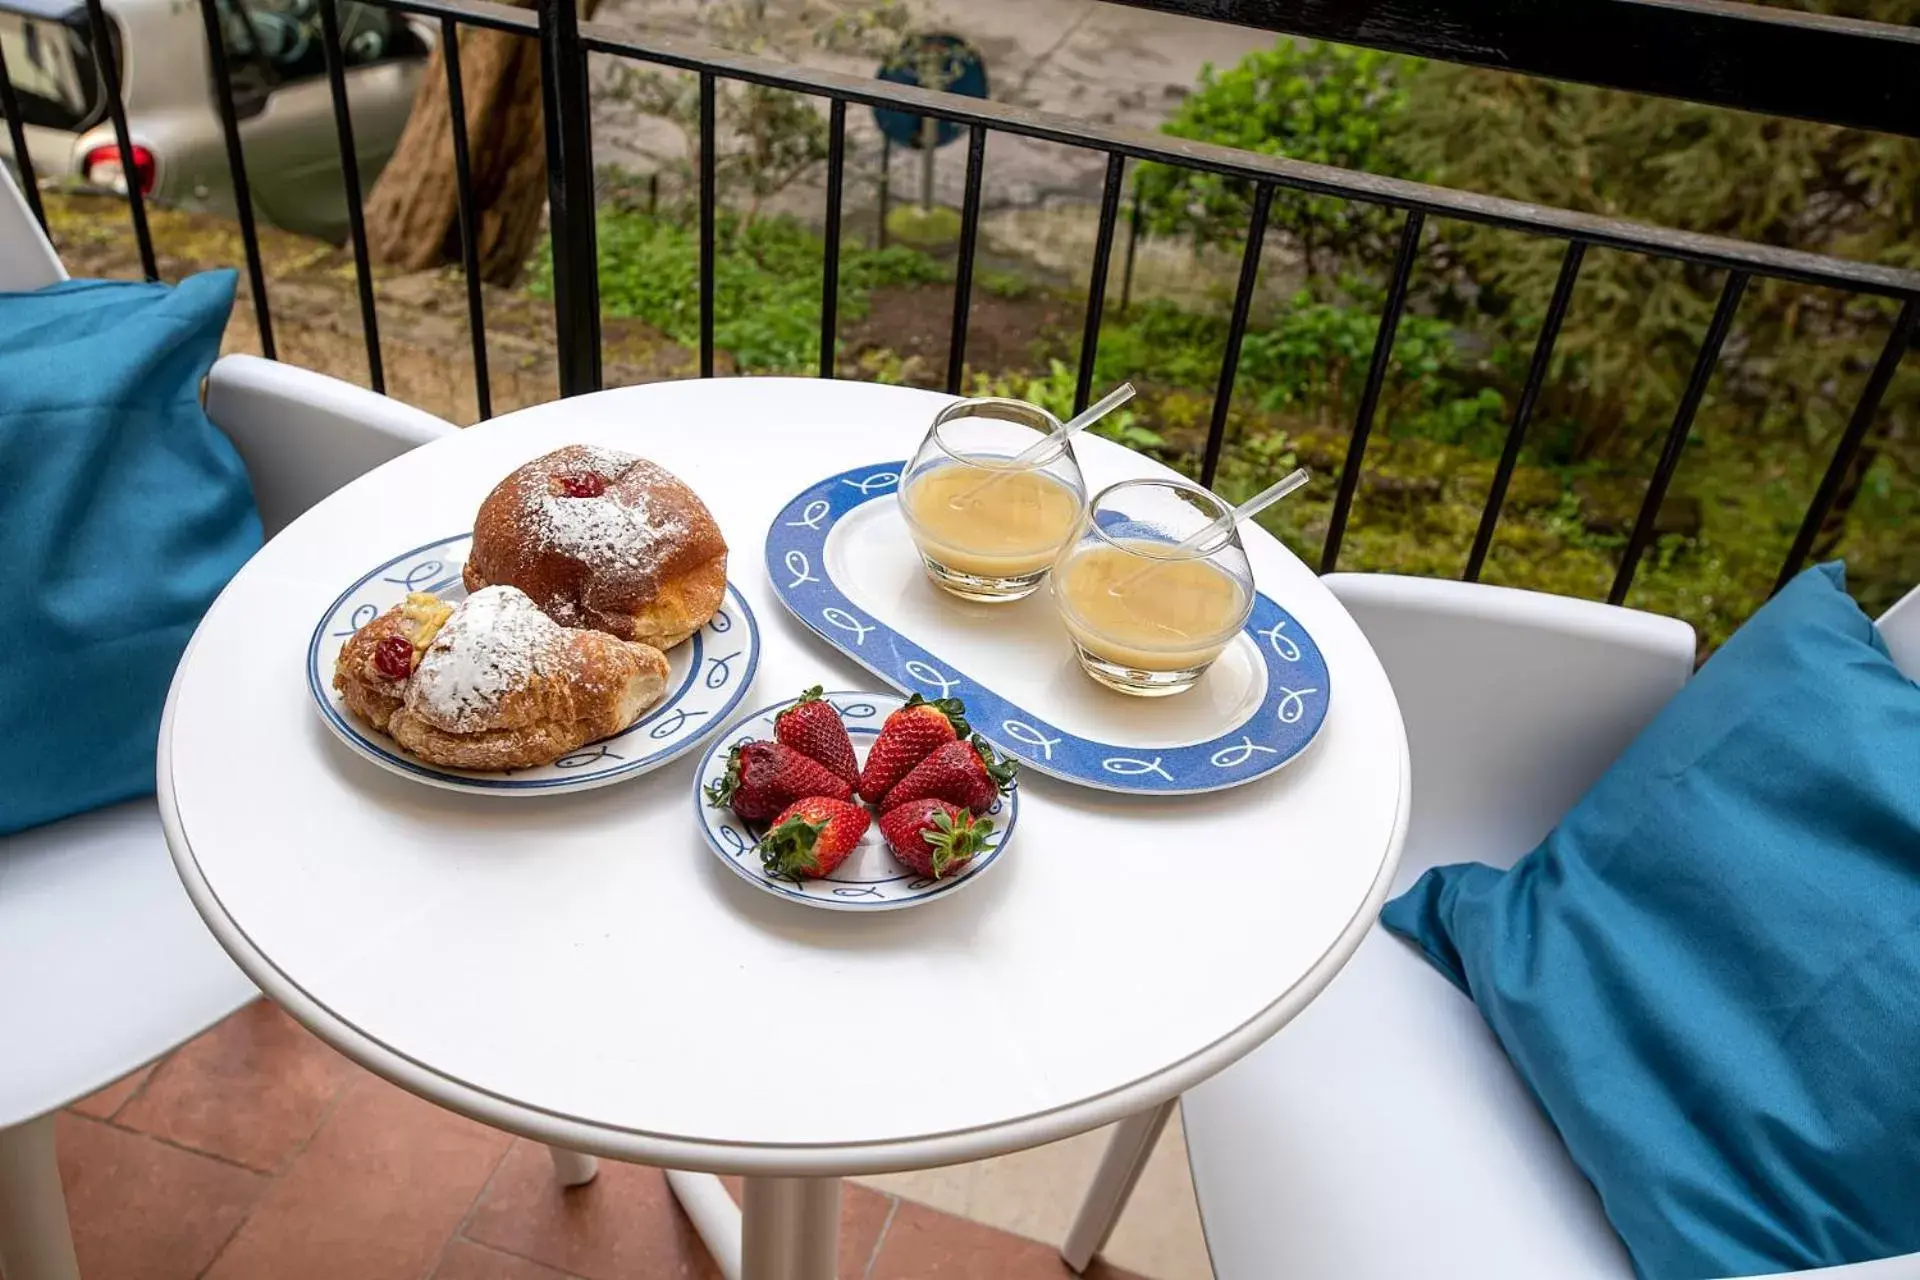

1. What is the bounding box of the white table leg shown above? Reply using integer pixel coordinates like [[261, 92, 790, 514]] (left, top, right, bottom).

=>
[[666, 1169, 840, 1280], [1060, 1098, 1176, 1274], [666, 1169, 743, 1280], [742, 1176, 840, 1280], [546, 1145, 600, 1187], [0, 1114, 81, 1280]]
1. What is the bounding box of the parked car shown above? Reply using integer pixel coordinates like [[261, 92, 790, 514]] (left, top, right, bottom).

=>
[[0, 0, 427, 241]]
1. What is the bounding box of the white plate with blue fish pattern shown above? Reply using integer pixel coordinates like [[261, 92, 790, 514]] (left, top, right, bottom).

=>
[[307, 533, 760, 795], [693, 690, 1017, 911], [764, 463, 1330, 796]]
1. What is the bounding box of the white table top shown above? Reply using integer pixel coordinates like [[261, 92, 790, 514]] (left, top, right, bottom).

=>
[[161, 377, 1408, 1177]]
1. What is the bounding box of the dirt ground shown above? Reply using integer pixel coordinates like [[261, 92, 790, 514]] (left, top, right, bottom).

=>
[[840, 281, 1077, 386], [40, 193, 699, 425]]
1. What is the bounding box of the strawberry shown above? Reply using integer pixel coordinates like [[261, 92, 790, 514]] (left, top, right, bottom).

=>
[[879, 799, 993, 880], [858, 694, 970, 804], [881, 736, 1016, 816], [704, 740, 852, 822], [759, 797, 871, 881], [774, 686, 858, 787]]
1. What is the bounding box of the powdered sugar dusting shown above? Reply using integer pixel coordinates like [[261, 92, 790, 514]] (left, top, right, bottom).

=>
[[521, 450, 694, 579], [406, 586, 564, 731]]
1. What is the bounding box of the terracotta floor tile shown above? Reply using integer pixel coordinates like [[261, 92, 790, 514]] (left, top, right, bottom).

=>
[[68, 1061, 158, 1120], [52, 1112, 266, 1280], [868, 1200, 1144, 1280], [115, 999, 361, 1172], [834, 1182, 895, 1279], [432, 1238, 581, 1280], [202, 1072, 512, 1280], [466, 1143, 895, 1280], [464, 1142, 724, 1280]]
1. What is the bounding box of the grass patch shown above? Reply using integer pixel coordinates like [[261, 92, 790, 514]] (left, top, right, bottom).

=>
[[532, 208, 948, 373]]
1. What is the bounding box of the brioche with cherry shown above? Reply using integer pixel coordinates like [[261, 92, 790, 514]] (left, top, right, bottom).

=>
[[462, 445, 728, 650]]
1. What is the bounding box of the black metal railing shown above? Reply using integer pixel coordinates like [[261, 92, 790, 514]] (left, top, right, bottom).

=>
[[5, 0, 1918, 608]]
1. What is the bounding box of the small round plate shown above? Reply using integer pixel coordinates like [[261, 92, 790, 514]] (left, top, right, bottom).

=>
[[693, 690, 1017, 911], [307, 533, 761, 795]]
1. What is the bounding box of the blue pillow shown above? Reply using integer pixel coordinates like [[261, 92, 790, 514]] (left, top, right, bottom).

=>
[[0, 271, 261, 834], [1381, 563, 1920, 1280]]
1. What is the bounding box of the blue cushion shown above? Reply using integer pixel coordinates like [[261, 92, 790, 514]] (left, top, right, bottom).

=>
[[1381, 563, 1920, 1280], [0, 271, 260, 834]]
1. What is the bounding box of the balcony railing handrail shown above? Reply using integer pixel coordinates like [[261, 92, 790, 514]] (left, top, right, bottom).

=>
[[1106, 0, 1920, 139]]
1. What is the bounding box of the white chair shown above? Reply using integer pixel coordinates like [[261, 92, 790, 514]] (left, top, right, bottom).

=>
[[1064, 573, 1920, 1280], [1, 161, 468, 1280], [0, 167, 63, 293], [205, 354, 458, 538]]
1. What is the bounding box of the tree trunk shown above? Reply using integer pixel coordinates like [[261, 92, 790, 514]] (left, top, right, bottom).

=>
[[364, 0, 598, 287]]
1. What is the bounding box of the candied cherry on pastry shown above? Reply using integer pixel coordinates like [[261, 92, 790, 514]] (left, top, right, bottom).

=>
[[558, 472, 607, 498], [373, 635, 416, 680]]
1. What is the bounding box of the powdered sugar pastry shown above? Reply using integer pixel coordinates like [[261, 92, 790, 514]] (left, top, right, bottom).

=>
[[406, 586, 564, 731]]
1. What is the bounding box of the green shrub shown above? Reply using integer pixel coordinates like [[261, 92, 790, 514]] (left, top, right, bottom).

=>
[[965, 360, 1166, 454], [1090, 293, 1506, 451], [1238, 293, 1508, 447], [1134, 42, 1415, 280]]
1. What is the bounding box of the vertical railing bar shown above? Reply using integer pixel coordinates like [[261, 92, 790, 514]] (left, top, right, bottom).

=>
[[0, 44, 48, 233], [877, 133, 891, 250], [698, 70, 716, 378], [1462, 239, 1586, 581], [440, 17, 491, 419], [82, 0, 156, 279], [818, 98, 846, 380], [537, 0, 601, 394], [1320, 209, 1427, 574], [1073, 152, 1126, 415], [197, 0, 275, 359], [945, 122, 986, 396], [1199, 183, 1273, 490], [1609, 269, 1749, 605], [1772, 297, 1917, 594], [317, 0, 384, 391], [1119, 183, 1140, 317]]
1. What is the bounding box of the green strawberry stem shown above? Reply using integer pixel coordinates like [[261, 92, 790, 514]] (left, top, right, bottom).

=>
[[926, 809, 993, 880], [758, 813, 828, 882], [789, 685, 827, 709], [971, 736, 1018, 794], [905, 691, 970, 738], [703, 745, 746, 807]]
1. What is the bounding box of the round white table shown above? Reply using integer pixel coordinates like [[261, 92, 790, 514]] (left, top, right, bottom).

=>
[[161, 377, 1408, 1280]]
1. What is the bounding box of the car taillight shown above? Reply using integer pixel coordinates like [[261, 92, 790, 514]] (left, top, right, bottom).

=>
[[82, 144, 156, 197]]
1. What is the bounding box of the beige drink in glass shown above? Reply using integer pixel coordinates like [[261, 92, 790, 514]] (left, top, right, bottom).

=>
[[1052, 480, 1255, 696], [900, 398, 1086, 602], [903, 464, 1083, 579]]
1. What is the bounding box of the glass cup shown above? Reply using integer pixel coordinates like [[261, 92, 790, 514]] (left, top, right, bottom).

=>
[[1050, 478, 1256, 696], [899, 397, 1088, 603]]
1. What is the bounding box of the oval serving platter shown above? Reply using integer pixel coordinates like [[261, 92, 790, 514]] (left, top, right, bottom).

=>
[[307, 533, 760, 794], [764, 463, 1329, 796], [693, 691, 1016, 911]]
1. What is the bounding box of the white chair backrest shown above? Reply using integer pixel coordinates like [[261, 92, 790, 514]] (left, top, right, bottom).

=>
[[0, 162, 68, 292], [1325, 573, 1696, 886], [1877, 583, 1920, 682], [204, 354, 456, 537]]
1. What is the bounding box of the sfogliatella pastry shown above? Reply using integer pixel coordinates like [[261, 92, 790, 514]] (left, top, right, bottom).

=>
[[463, 445, 728, 650], [334, 585, 668, 771], [331, 591, 455, 733]]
